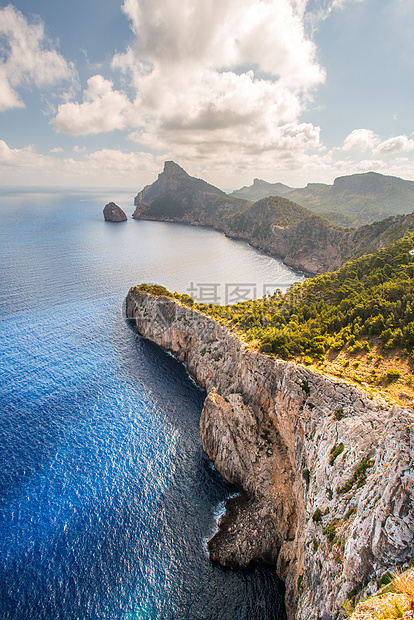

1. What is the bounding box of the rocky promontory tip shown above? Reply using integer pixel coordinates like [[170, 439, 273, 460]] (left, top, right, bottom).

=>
[[103, 202, 127, 222]]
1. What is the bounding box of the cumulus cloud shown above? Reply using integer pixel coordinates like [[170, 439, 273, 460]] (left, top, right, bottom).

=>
[[3, 135, 414, 190], [374, 135, 414, 155], [342, 129, 414, 156], [121, 0, 324, 89], [52, 75, 133, 135], [342, 129, 380, 152], [54, 0, 325, 160], [0, 4, 78, 112]]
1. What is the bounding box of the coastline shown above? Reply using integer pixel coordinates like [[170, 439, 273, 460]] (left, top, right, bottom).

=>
[[126, 287, 414, 620]]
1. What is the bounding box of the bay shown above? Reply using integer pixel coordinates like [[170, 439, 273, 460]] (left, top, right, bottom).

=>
[[0, 188, 303, 619]]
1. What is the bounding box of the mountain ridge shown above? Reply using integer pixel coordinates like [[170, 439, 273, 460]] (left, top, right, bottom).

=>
[[132, 162, 414, 275], [231, 171, 414, 225], [230, 178, 295, 201]]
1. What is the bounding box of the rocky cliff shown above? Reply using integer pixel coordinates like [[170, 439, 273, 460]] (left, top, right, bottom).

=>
[[132, 162, 414, 275], [126, 287, 414, 620], [103, 202, 127, 222]]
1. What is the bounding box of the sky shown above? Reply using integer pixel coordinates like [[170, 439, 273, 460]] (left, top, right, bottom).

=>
[[0, 0, 413, 191]]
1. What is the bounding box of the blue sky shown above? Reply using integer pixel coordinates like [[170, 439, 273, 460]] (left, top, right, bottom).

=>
[[0, 0, 413, 190]]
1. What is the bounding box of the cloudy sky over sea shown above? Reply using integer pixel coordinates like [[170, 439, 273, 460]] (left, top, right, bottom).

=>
[[0, 0, 413, 189]]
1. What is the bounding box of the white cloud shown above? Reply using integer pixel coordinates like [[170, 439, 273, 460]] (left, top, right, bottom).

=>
[[52, 75, 132, 135], [53, 0, 325, 159], [0, 4, 78, 112], [331, 0, 365, 8], [3, 136, 414, 191], [121, 0, 324, 90], [0, 139, 160, 186], [304, 0, 367, 33], [342, 129, 380, 152], [342, 129, 414, 156], [374, 135, 414, 155]]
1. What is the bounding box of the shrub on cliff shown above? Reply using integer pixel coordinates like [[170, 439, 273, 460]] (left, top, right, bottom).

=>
[[196, 233, 414, 362]]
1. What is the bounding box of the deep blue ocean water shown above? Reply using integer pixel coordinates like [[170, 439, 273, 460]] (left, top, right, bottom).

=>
[[0, 188, 303, 620]]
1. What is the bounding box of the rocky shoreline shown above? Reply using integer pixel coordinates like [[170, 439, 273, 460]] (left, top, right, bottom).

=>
[[126, 287, 414, 620]]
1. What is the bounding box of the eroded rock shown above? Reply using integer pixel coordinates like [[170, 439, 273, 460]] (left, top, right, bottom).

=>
[[103, 202, 127, 222], [126, 288, 414, 620]]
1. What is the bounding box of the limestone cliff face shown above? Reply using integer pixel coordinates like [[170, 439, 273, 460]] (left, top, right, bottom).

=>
[[126, 289, 414, 620], [252, 216, 348, 274]]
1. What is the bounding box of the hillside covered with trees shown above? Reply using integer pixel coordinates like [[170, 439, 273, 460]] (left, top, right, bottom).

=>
[[194, 233, 414, 402]]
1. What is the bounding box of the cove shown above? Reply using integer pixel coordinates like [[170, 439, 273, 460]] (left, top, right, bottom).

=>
[[0, 189, 303, 619]]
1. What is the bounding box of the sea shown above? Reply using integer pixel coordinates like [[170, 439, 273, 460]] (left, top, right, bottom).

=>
[[0, 188, 305, 620]]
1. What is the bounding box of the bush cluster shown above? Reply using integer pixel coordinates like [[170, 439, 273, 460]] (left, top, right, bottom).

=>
[[196, 233, 414, 361]]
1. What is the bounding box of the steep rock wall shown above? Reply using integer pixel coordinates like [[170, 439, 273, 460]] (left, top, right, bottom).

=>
[[126, 289, 414, 620]]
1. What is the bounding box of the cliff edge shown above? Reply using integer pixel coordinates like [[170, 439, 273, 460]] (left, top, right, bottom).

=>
[[126, 287, 414, 620]]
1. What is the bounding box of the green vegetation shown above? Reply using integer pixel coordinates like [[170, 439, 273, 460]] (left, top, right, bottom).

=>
[[131, 283, 194, 307], [302, 469, 311, 487], [378, 572, 394, 588], [223, 195, 325, 236], [312, 508, 323, 523], [288, 171, 414, 225], [338, 458, 375, 494], [348, 569, 414, 620], [330, 443, 345, 465], [386, 368, 401, 381], [195, 233, 414, 363], [323, 521, 337, 543], [344, 506, 357, 520]]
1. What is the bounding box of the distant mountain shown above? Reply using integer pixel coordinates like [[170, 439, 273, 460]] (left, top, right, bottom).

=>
[[133, 160, 246, 221], [132, 162, 414, 274], [287, 172, 414, 224], [230, 178, 295, 201]]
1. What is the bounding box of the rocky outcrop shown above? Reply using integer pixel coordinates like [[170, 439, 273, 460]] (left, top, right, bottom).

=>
[[132, 162, 414, 275], [126, 288, 414, 620], [103, 202, 127, 222]]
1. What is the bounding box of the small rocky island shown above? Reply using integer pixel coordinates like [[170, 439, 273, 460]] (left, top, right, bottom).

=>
[[103, 202, 127, 222]]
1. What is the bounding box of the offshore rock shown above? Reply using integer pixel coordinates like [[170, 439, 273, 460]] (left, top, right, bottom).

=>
[[126, 288, 414, 620], [103, 202, 127, 222]]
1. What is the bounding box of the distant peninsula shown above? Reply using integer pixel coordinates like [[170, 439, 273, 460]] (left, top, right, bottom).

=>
[[132, 162, 414, 275], [103, 202, 127, 222]]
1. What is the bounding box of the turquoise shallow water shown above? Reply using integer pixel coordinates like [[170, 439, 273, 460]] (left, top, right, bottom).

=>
[[0, 189, 301, 619]]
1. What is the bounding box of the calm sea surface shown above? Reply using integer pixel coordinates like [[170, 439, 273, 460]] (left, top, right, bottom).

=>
[[0, 188, 304, 620]]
